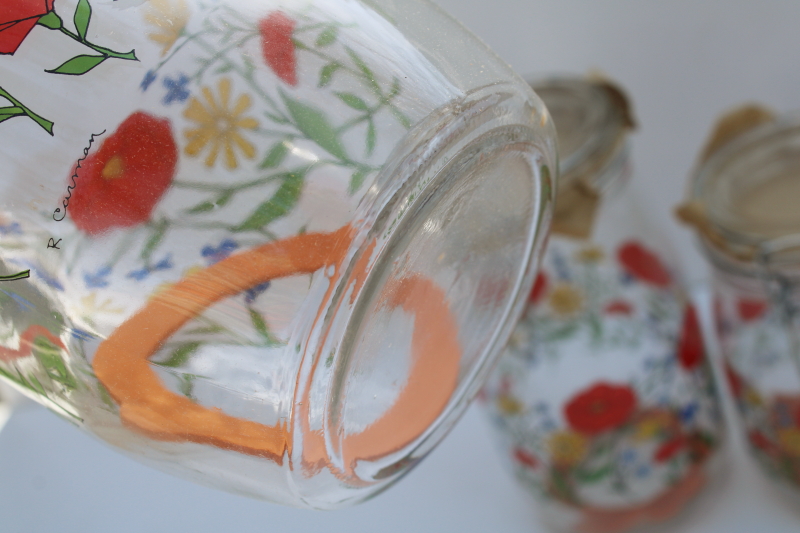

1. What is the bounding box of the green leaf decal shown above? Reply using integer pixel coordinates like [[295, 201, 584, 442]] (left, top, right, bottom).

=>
[[0, 270, 30, 281], [32, 337, 77, 390], [389, 76, 401, 99], [335, 92, 369, 111], [141, 219, 169, 264], [318, 63, 340, 88], [390, 106, 412, 129], [37, 11, 62, 29], [575, 464, 615, 483], [280, 92, 347, 160], [235, 171, 305, 231], [249, 308, 279, 344], [157, 342, 203, 368], [366, 118, 376, 156], [316, 26, 338, 47], [346, 47, 380, 95], [46, 54, 107, 75], [0, 106, 23, 116], [74, 0, 92, 41], [348, 168, 368, 194], [186, 190, 234, 214], [259, 141, 290, 169]]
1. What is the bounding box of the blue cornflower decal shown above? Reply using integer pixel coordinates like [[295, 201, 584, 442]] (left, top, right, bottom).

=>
[[0, 290, 35, 311], [84, 266, 112, 289], [680, 402, 699, 423], [201, 238, 239, 264], [245, 282, 270, 305], [127, 254, 174, 281], [71, 328, 96, 341], [141, 70, 157, 92], [162, 73, 190, 105], [0, 221, 22, 235]]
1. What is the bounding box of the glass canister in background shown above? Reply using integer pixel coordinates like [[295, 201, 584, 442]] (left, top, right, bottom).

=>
[[482, 77, 725, 533], [678, 106, 800, 505]]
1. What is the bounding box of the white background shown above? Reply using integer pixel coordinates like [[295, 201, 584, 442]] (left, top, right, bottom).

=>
[[3, 1, 800, 531]]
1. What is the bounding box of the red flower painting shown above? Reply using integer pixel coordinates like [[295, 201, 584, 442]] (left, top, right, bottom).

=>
[[565, 382, 637, 436], [724, 361, 745, 399], [677, 304, 704, 370], [259, 11, 298, 86], [68, 111, 178, 235], [654, 435, 687, 463], [603, 299, 634, 316], [617, 241, 672, 288], [0, 0, 54, 55], [513, 447, 540, 469], [737, 298, 768, 322], [529, 272, 548, 304]]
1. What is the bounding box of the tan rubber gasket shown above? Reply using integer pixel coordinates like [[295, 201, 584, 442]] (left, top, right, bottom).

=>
[[92, 224, 462, 476]]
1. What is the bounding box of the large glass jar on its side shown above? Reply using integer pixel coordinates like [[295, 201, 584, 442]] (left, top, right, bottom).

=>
[[0, 0, 556, 508], [483, 77, 725, 533], [680, 107, 800, 506]]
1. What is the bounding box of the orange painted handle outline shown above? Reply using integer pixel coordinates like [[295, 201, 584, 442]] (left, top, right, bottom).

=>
[[93, 226, 352, 463], [92, 224, 462, 477], [299, 274, 461, 480]]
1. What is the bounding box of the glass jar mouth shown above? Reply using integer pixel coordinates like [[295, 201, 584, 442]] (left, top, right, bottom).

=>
[[528, 76, 633, 193], [692, 114, 800, 245], [690, 113, 800, 272], [291, 84, 556, 505]]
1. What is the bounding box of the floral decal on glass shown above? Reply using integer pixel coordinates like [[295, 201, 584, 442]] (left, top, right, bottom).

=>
[[0, 2, 413, 407], [485, 237, 723, 533], [716, 289, 800, 492], [0, 0, 138, 134]]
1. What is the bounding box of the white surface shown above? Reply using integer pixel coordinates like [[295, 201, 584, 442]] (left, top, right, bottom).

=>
[[3, 1, 800, 531]]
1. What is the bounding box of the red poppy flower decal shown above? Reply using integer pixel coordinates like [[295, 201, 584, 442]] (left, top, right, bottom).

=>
[[617, 241, 671, 288], [69, 111, 178, 235], [724, 361, 744, 399], [677, 304, 704, 370], [737, 298, 768, 322], [513, 447, 539, 469], [259, 12, 298, 86], [0, 0, 54, 55], [654, 435, 687, 463], [565, 382, 637, 436], [528, 272, 548, 304], [604, 299, 634, 315], [749, 430, 779, 457]]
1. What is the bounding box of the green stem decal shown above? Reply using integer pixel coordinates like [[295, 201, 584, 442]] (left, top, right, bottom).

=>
[[0, 269, 30, 282], [38, 0, 138, 75], [0, 87, 54, 135]]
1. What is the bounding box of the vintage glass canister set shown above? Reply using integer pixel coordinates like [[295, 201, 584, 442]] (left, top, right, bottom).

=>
[[0, 0, 797, 528]]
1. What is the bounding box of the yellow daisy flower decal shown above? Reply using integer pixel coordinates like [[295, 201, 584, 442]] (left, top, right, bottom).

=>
[[778, 428, 800, 458], [496, 395, 524, 416], [548, 430, 588, 466], [548, 283, 584, 317], [183, 78, 259, 169], [145, 0, 190, 57], [575, 245, 605, 264]]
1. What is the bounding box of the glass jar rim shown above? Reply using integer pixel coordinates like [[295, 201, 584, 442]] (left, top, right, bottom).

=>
[[690, 113, 800, 261]]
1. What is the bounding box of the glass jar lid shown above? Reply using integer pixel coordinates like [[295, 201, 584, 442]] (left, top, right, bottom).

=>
[[531, 76, 634, 190], [681, 107, 800, 268], [529, 76, 634, 238]]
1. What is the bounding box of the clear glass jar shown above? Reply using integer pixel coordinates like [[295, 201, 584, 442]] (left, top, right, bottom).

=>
[[681, 107, 800, 505], [0, 0, 556, 508], [483, 77, 725, 533]]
